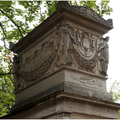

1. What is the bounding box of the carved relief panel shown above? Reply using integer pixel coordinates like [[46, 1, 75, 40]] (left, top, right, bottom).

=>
[[53, 20, 102, 73], [13, 19, 109, 91], [70, 74, 103, 89], [20, 39, 56, 82]]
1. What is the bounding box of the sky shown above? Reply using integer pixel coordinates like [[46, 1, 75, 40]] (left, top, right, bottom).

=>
[[102, 0, 120, 91]]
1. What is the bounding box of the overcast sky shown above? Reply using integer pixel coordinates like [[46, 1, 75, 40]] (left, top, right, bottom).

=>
[[102, 0, 120, 91]]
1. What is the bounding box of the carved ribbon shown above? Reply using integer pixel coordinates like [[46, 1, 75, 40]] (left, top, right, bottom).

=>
[[71, 74, 102, 87]]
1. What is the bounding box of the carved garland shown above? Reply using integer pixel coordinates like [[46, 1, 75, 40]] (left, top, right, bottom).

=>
[[20, 52, 56, 82], [73, 48, 98, 72], [71, 30, 99, 72], [19, 21, 106, 83]]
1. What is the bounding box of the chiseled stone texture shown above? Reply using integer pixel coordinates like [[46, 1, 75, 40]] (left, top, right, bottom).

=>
[[8, 93, 119, 119], [11, 2, 113, 92], [13, 67, 112, 111]]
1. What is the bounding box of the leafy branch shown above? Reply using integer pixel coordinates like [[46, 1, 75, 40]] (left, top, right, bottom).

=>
[[0, 73, 14, 75], [0, 9, 23, 38], [0, 22, 13, 74]]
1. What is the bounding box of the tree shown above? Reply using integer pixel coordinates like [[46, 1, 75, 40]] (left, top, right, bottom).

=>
[[0, 0, 113, 117], [110, 80, 120, 102], [109, 79, 120, 118]]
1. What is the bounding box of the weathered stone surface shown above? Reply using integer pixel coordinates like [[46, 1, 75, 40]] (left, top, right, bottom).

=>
[[12, 19, 111, 91], [56, 1, 113, 27], [11, 67, 113, 114], [7, 1, 120, 119], [7, 93, 120, 119], [14, 69, 65, 108]]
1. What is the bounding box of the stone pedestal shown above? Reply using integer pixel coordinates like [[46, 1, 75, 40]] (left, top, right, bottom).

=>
[[6, 1, 120, 119], [8, 68, 120, 119]]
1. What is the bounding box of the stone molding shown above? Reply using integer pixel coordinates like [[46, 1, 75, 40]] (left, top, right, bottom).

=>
[[56, 1, 113, 27], [7, 92, 120, 119]]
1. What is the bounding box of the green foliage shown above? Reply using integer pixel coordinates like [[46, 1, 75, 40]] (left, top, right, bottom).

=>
[[110, 80, 120, 102], [109, 79, 120, 118], [119, 110, 120, 118], [44, 0, 113, 17], [0, 0, 113, 117], [0, 73, 15, 117], [79, 0, 112, 17], [0, 77, 15, 117], [45, 1, 58, 16]]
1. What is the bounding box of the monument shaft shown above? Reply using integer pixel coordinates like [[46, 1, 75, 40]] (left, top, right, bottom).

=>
[[7, 1, 120, 119]]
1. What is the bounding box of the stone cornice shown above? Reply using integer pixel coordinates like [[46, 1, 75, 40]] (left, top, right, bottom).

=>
[[11, 2, 113, 54], [56, 1, 113, 27]]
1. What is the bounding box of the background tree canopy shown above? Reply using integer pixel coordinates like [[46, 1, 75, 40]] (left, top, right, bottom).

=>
[[0, 0, 113, 117]]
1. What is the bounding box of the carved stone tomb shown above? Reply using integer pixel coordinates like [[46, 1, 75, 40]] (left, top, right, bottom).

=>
[[6, 1, 120, 119]]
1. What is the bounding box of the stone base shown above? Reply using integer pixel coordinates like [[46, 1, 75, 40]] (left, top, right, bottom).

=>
[[7, 92, 120, 119], [6, 67, 119, 119], [13, 67, 112, 111]]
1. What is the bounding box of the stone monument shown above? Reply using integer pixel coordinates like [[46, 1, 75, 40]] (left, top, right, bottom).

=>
[[6, 1, 120, 119]]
